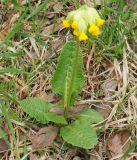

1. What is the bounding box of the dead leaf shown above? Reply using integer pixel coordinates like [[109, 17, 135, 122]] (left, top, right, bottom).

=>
[[0, 3, 4, 8], [30, 126, 59, 149], [125, 0, 132, 4], [52, 38, 64, 52], [84, 0, 94, 7], [65, 148, 89, 160], [18, 85, 29, 99], [29, 153, 49, 160], [34, 91, 53, 101], [0, 13, 20, 40], [50, 107, 64, 115], [34, 91, 60, 103], [47, 13, 55, 19], [46, 0, 58, 8], [50, 104, 89, 118], [16, 78, 29, 99], [10, 13, 20, 24], [29, 153, 39, 160], [0, 139, 9, 152], [41, 17, 64, 39], [107, 131, 131, 155], [103, 79, 118, 98], [85, 0, 102, 7], [94, 102, 112, 118], [53, 2, 63, 12], [23, 21, 32, 32], [0, 25, 10, 40], [0, 70, 29, 99], [89, 150, 100, 160]]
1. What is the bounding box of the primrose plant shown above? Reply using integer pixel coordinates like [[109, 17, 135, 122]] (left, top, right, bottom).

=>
[[20, 5, 105, 149]]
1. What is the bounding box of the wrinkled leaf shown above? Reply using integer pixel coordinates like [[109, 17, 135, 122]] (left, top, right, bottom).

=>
[[19, 98, 52, 124], [45, 112, 67, 125], [60, 121, 98, 149], [51, 41, 84, 106], [76, 109, 104, 124], [19, 98, 67, 124]]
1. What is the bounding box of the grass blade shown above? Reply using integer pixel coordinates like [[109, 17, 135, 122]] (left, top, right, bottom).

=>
[[0, 9, 28, 47], [26, 0, 49, 20], [0, 120, 10, 147], [121, 139, 137, 159], [0, 52, 24, 57], [0, 67, 29, 74], [0, 101, 20, 159], [12, 0, 23, 11]]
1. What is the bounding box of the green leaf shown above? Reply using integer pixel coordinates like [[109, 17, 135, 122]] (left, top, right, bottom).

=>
[[19, 98, 67, 124], [60, 121, 98, 149], [45, 112, 67, 125], [51, 41, 84, 106], [19, 98, 52, 124], [76, 109, 104, 124]]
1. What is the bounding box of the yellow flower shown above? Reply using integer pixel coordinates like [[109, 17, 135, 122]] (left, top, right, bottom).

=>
[[63, 5, 105, 41], [79, 32, 88, 41], [88, 24, 101, 36], [96, 18, 105, 27], [62, 19, 70, 28], [71, 21, 78, 29], [73, 30, 80, 37]]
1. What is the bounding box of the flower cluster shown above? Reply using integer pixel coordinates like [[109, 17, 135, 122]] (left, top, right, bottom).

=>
[[63, 5, 105, 41]]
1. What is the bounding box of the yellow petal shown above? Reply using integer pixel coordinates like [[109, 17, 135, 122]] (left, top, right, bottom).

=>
[[71, 21, 78, 29], [92, 28, 101, 36], [88, 24, 101, 36], [96, 18, 105, 27], [62, 19, 70, 28], [79, 32, 88, 41], [88, 24, 97, 32], [73, 30, 80, 37]]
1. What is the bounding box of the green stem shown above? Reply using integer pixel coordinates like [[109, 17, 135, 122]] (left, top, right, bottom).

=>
[[64, 39, 80, 119]]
